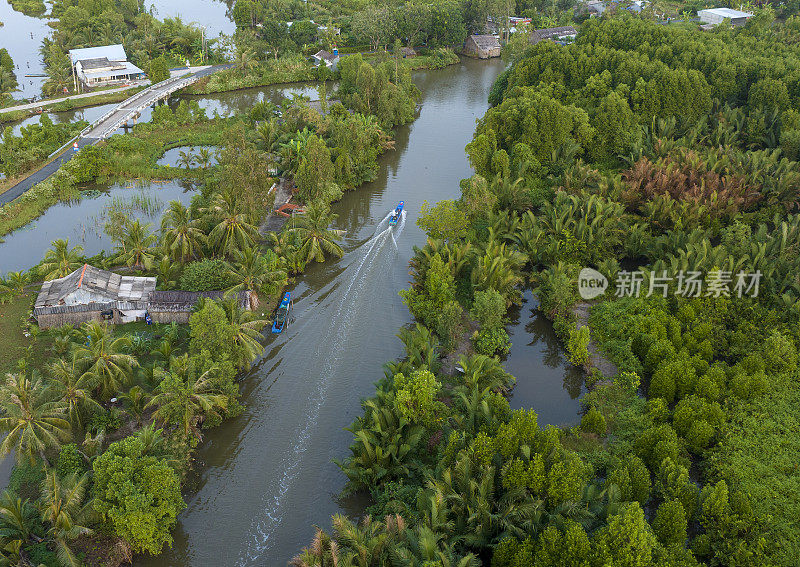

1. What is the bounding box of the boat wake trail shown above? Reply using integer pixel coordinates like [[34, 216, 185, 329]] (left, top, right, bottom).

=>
[[238, 220, 399, 565]]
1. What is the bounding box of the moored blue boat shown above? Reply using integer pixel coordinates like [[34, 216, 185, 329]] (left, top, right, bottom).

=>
[[271, 292, 292, 333]]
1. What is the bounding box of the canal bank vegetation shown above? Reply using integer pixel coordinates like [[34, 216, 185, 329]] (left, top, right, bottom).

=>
[[0, 115, 86, 181], [293, 14, 800, 567], [0, 62, 423, 565]]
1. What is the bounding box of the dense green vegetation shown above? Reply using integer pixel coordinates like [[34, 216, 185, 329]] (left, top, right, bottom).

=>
[[291, 13, 800, 567], [0, 115, 86, 178], [0, 48, 17, 96], [0, 53, 420, 565]]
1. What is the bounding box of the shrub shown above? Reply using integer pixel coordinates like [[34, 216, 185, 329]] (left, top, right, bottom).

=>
[[179, 259, 233, 291], [471, 288, 506, 330], [653, 500, 688, 546], [93, 436, 186, 554], [474, 327, 511, 355], [393, 369, 443, 427], [88, 408, 122, 434], [615, 371, 641, 395], [56, 444, 84, 477], [580, 406, 606, 435], [763, 331, 797, 374], [567, 326, 591, 367]]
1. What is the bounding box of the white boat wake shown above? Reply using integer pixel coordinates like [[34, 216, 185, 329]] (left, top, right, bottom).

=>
[[238, 216, 401, 565]]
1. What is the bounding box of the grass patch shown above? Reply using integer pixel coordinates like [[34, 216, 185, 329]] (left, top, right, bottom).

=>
[[186, 57, 323, 95], [0, 291, 48, 375], [365, 48, 461, 71]]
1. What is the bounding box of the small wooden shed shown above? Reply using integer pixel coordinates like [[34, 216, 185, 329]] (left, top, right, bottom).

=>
[[463, 35, 501, 59]]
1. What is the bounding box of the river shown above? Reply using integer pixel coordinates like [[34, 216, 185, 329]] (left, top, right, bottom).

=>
[[132, 57, 580, 567], [0, 38, 584, 562]]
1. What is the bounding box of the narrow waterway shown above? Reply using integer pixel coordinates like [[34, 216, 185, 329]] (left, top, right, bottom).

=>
[[0, 1, 51, 98], [137, 58, 513, 567]]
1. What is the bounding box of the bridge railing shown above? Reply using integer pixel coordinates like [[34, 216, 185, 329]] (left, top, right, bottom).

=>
[[80, 71, 199, 139]]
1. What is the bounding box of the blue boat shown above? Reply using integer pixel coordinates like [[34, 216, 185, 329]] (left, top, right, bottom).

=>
[[271, 292, 292, 333], [389, 201, 404, 226]]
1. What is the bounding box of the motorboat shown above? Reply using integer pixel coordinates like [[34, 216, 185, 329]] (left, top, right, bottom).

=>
[[389, 201, 404, 226], [271, 292, 292, 333]]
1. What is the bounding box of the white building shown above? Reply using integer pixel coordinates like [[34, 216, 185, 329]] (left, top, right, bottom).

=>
[[698, 7, 753, 26], [311, 49, 340, 70], [68, 44, 145, 90]]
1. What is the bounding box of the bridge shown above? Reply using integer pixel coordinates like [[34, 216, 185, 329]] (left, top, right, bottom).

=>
[[0, 64, 229, 207]]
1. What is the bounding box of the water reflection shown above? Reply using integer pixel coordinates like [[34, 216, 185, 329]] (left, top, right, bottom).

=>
[[505, 289, 585, 425]]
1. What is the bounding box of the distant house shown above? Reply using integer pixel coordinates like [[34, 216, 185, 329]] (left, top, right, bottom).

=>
[[463, 35, 501, 59], [312, 49, 340, 70], [530, 26, 578, 45], [34, 264, 251, 329], [401, 46, 417, 58], [68, 44, 145, 90], [698, 7, 753, 26], [585, 0, 605, 15]]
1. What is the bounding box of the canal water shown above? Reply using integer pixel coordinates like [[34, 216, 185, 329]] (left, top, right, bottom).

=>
[[134, 57, 544, 567], [0, 46, 586, 563], [505, 289, 585, 424], [0, 1, 52, 98]]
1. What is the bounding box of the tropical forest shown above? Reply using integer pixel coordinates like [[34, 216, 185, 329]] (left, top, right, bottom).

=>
[[0, 0, 799, 566]]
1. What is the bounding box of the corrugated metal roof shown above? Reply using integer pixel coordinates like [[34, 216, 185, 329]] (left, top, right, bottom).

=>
[[69, 44, 127, 65], [35, 265, 155, 308], [82, 61, 144, 79]]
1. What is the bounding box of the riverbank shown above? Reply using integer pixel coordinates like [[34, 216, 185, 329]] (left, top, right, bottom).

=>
[[184, 49, 461, 96]]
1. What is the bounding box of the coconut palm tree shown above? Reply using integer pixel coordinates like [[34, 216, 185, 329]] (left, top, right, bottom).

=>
[[286, 202, 344, 265], [161, 201, 207, 264], [206, 192, 260, 257], [5, 271, 28, 296], [39, 470, 94, 567], [0, 490, 36, 562], [114, 219, 157, 270], [196, 147, 213, 169], [226, 247, 287, 309], [177, 150, 196, 169], [48, 358, 103, 431], [146, 355, 228, 441], [235, 48, 258, 76], [220, 298, 268, 369], [72, 321, 137, 401], [0, 373, 71, 465]]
